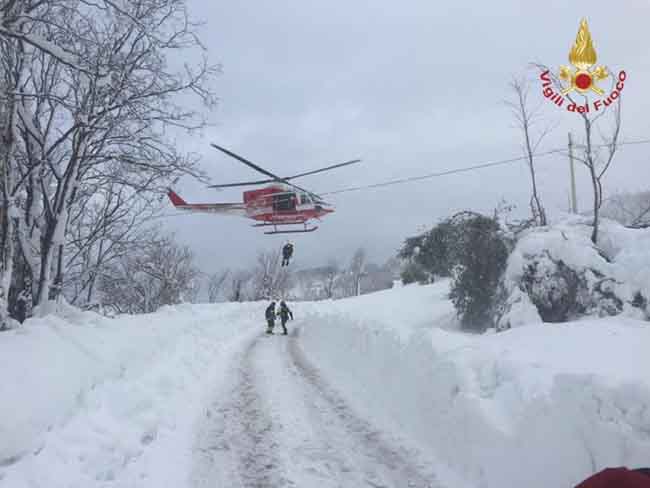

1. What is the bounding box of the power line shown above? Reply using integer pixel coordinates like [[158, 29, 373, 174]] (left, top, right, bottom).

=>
[[154, 138, 650, 219], [320, 138, 650, 196]]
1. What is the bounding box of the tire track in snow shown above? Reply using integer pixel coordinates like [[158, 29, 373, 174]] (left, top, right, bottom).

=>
[[193, 335, 291, 488], [234, 337, 289, 487], [195, 327, 442, 487], [287, 327, 442, 488]]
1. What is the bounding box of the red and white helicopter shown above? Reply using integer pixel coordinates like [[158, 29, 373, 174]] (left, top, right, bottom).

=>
[[167, 144, 361, 235]]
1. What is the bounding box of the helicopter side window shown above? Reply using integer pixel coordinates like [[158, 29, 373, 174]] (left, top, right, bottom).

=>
[[300, 194, 310, 205], [273, 193, 296, 211]]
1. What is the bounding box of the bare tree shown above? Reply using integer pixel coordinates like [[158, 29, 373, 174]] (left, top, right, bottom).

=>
[[63, 183, 162, 309], [0, 0, 218, 320], [207, 270, 230, 303], [288, 262, 342, 301], [580, 98, 621, 243], [229, 270, 252, 302], [101, 232, 201, 314], [506, 76, 550, 226], [349, 247, 366, 297], [323, 259, 340, 299], [360, 262, 394, 294], [251, 250, 292, 300], [534, 63, 622, 243]]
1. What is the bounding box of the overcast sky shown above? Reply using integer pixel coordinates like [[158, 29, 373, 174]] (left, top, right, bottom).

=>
[[165, 0, 650, 274]]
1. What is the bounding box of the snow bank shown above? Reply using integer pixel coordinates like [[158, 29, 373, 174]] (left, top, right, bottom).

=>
[[0, 302, 263, 487], [299, 280, 458, 339], [4, 278, 650, 488], [497, 217, 650, 328], [299, 283, 650, 488], [597, 219, 650, 302]]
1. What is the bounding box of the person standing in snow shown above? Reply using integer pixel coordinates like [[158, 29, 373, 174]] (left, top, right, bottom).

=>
[[265, 301, 276, 334], [281, 242, 294, 266], [278, 300, 293, 335]]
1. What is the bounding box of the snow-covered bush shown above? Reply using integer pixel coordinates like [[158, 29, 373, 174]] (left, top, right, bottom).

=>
[[496, 217, 650, 330]]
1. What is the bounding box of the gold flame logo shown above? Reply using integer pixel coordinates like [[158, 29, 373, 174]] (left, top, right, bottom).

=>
[[559, 19, 608, 95]]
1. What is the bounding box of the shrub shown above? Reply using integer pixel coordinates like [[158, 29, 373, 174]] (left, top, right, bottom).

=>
[[398, 219, 458, 283], [400, 261, 429, 285], [399, 212, 510, 331], [447, 213, 510, 332]]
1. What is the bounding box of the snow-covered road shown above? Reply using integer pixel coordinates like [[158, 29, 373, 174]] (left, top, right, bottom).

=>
[[193, 325, 441, 488], [2, 283, 650, 488]]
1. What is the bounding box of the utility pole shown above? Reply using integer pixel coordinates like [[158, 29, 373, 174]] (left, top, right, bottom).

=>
[[568, 132, 578, 214]]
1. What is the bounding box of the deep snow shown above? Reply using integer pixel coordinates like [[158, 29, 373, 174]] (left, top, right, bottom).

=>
[[497, 217, 650, 328], [298, 282, 650, 488], [0, 302, 264, 487], [1, 281, 649, 487]]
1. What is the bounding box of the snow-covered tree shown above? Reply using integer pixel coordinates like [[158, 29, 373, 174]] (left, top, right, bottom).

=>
[[207, 270, 230, 303], [101, 232, 200, 314], [359, 262, 393, 294], [0, 3, 25, 328], [323, 259, 340, 299], [447, 212, 510, 331], [289, 263, 341, 301], [398, 212, 510, 330], [63, 184, 161, 309], [400, 261, 427, 285], [0, 0, 217, 321], [348, 247, 366, 297], [600, 190, 650, 228], [398, 221, 456, 283], [251, 250, 292, 300], [229, 270, 252, 302]]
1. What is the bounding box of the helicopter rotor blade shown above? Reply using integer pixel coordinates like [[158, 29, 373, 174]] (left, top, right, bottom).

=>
[[207, 159, 361, 189], [208, 178, 276, 189], [283, 159, 361, 181], [210, 144, 282, 181], [210, 143, 323, 199]]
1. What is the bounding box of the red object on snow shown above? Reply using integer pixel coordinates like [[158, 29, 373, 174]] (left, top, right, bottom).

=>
[[575, 468, 650, 488]]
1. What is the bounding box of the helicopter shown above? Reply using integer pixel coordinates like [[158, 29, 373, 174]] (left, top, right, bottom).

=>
[[167, 144, 361, 235]]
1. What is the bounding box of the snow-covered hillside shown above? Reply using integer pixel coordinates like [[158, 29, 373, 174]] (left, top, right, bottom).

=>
[[1, 282, 649, 487]]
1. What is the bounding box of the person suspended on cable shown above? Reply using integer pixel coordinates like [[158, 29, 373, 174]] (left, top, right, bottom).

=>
[[278, 300, 293, 335], [282, 241, 294, 266], [265, 301, 276, 334]]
